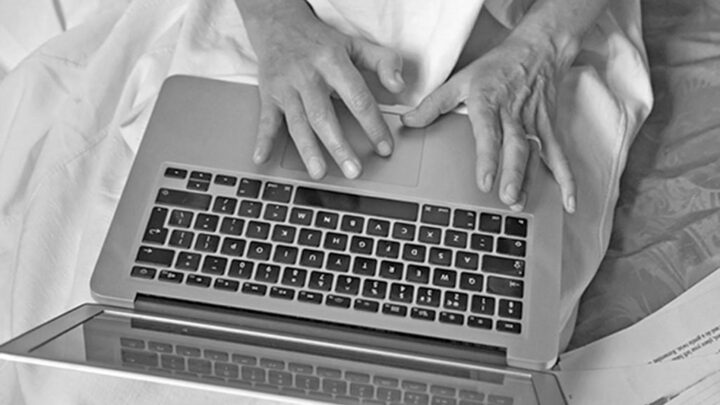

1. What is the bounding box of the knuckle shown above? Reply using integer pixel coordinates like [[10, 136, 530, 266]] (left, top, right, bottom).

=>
[[348, 90, 376, 114], [306, 107, 330, 127]]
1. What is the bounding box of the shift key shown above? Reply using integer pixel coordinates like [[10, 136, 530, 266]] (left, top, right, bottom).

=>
[[156, 188, 211, 211], [136, 246, 175, 267]]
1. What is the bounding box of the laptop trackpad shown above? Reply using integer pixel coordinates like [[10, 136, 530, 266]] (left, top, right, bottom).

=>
[[280, 112, 424, 187]]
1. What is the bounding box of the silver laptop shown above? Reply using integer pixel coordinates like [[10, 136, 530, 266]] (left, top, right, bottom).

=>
[[0, 75, 566, 404]]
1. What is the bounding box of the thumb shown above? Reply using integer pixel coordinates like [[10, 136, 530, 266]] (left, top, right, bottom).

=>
[[350, 37, 405, 93], [401, 82, 461, 127]]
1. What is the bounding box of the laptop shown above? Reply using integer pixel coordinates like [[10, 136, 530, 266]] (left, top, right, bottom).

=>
[[0, 75, 566, 404]]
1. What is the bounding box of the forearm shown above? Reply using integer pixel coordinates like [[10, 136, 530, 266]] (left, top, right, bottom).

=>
[[510, 0, 611, 69]]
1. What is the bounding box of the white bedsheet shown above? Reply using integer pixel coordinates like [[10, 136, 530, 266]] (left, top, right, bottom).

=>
[[0, 1, 651, 403]]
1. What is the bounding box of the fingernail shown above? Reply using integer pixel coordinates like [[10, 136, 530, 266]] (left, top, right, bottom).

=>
[[504, 183, 520, 204], [566, 195, 576, 214], [342, 160, 361, 179], [377, 140, 392, 156], [253, 148, 264, 164], [480, 174, 494, 192], [510, 192, 527, 212], [308, 157, 324, 179], [394, 70, 405, 88]]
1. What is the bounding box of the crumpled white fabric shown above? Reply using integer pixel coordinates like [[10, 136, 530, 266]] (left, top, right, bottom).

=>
[[0, 0, 651, 403]]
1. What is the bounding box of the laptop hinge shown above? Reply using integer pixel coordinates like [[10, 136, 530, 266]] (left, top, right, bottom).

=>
[[134, 294, 508, 370]]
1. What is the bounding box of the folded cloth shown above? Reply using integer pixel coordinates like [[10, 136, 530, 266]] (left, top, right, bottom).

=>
[[0, 0, 651, 403]]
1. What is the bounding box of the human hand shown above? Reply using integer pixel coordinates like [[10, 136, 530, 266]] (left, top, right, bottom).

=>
[[402, 34, 576, 213], [237, 0, 405, 179]]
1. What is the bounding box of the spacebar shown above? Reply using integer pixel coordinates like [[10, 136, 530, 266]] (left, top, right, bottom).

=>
[[294, 186, 419, 221]]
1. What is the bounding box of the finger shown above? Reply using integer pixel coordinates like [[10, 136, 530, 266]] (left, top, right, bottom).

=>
[[401, 82, 461, 128], [536, 99, 576, 213], [498, 109, 531, 211], [350, 37, 405, 93], [300, 86, 363, 179], [253, 99, 283, 164], [283, 92, 328, 180], [468, 96, 502, 193], [322, 55, 394, 157]]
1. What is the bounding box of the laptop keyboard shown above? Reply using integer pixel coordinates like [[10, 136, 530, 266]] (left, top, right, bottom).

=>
[[119, 336, 515, 405], [131, 165, 529, 336]]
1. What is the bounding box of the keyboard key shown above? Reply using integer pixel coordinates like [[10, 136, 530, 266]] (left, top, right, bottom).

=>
[[156, 188, 211, 211], [349, 236, 373, 255], [289, 207, 313, 225], [271, 225, 295, 243], [444, 230, 467, 248], [228, 259, 253, 279], [453, 209, 476, 229], [354, 298, 380, 312], [379, 260, 403, 280], [428, 247, 452, 266], [169, 230, 194, 248], [237, 178, 261, 198], [158, 269, 183, 283], [262, 182, 293, 203], [220, 237, 245, 256], [242, 282, 267, 296], [420, 204, 451, 226], [246, 220, 270, 239], [432, 268, 456, 288], [298, 290, 323, 304], [377, 387, 402, 402], [350, 383, 375, 398], [214, 278, 239, 291], [215, 362, 239, 378], [416, 287, 441, 307], [190, 171, 212, 181], [264, 203, 288, 222], [136, 246, 174, 267], [335, 275, 360, 295], [323, 232, 348, 251], [336, 215, 363, 234], [255, 264, 280, 283], [459, 272, 483, 292], [194, 233, 220, 252], [212, 197, 237, 214], [168, 209, 193, 229], [187, 179, 209, 191], [296, 375, 320, 390], [406, 265, 430, 284], [247, 241, 271, 261], [143, 207, 168, 244], [382, 303, 408, 317], [505, 216, 528, 237], [439, 311, 464, 325], [479, 213, 502, 233], [201, 255, 227, 275], [281, 267, 307, 287], [377, 240, 400, 258], [402, 244, 426, 262], [443, 291, 468, 311], [298, 228, 322, 247], [270, 286, 295, 300], [187, 274, 211, 287], [241, 366, 267, 382], [194, 213, 219, 232], [497, 321, 521, 334], [404, 392, 430, 404], [238, 200, 262, 218], [470, 233, 493, 252], [455, 251, 479, 270], [315, 211, 339, 229], [214, 174, 237, 186], [164, 167, 187, 179], [300, 249, 324, 268], [498, 299, 523, 320], [362, 279, 387, 299], [326, 294, 351, 308], [352, 256, 377, 276], [392, 222, 416, 241], [487, 276, 524, 298], [418, 226, 442, 245], [131, 266, 156, 279], [294, 187, 418, 221], [470, 295, 495, 315], [273, 245, 298, 264], [175, 251, 201, 271], [468, 315, 493, 330], [482, 255, 525, 277], [308, 271, 333, 291], [459, 390, 485, 401], [122, 349, 158, 367], [389, 283, 414, 303], [326, 253, 351, 272], [497, 237, 527, 257], [367, 218, 390, 237], [410, 307, 436, 321]]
